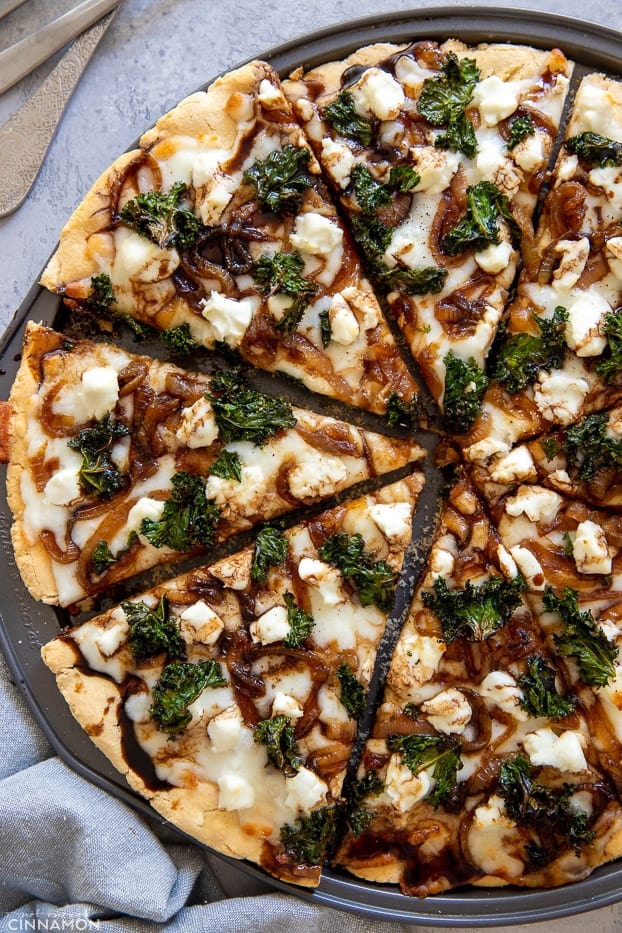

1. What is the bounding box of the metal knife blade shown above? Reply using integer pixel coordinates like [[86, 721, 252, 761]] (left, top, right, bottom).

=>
[[0, 10, 117, 217], [0, 0, 119, 95]]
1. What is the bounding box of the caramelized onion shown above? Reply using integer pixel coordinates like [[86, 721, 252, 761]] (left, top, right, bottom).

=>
[[547, 181, 586, 239]]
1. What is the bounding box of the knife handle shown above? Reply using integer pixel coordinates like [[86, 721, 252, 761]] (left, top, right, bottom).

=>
[[0, 11, 115, 218]]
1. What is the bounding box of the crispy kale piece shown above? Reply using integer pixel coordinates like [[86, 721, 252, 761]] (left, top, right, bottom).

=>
[[209, 449, 242, 482], [319, 308, 331, 347], [254, 715, 301, 776], [150, 659, 226, 734], [250, 524, 288, 584], [337, 663, 366, 719], [491, 306, 568, 394], [253, 250, 319, 334], [442, 350, 489, 434], [67, 413, 129, 499], [498, 753, 595, 861], [422, 574, 525, 642], [319, 532, 397, 613], [140, 472, 220, 551], [518, 654, 576, 719], [418, 53, 480, 157], [161, 324, 200, 356], [442, 181, 521, 256], [387, 732, 462, 807], [385, 392, 420, 429], [596, 310, 622, 382], [243, 144, 313, 214], [382, 265, 448, 295], [123, 595, 186, 662], [566, 131, 622, 167], [562, 412, 622, 483], [283, 592, 314, 648], [84, 274, 115, 314], [350, 163, 420, 213], [349, 213, 393, 274], [543, 586, 618, 687], [324, 91, 376, 146], [207, 369, 296, 446], [506, 114, 535, 150], [280, 806, 337, 866], [346, 770, 384, 835], [120, 181, 200, 249], [91, 541, 118, 574]]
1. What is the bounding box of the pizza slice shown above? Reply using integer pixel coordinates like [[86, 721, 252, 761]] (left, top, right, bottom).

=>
[[41, 474, 423, 887], [463, 73, 622, 463], [284, 40, 572, 428], [335, 472, 622, 895], [39, 60, 419, 421], [7, 323, 425, 607], [467, 405, 622, 510]]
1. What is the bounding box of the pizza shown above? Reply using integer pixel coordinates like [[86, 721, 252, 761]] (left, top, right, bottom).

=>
[[41, 475, 423, 887], [335, 473, 622, 894], [284, 40, 572, 427], [6, 32, 622, 902], [7, 322, 424, 607], [39, 60, 419, 421]]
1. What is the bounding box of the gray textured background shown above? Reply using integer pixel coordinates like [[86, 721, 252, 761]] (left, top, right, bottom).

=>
[[2, 0, 622, 929]]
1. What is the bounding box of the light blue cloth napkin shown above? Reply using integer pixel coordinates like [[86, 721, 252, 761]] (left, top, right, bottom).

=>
[[0, 650, 409, 932]]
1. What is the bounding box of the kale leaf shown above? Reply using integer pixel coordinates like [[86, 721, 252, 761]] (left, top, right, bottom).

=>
[[283, 592, 314, 648], [67, 413, 129, 499], [140, 471, 220, 551], [596, 310, 622, 382], [442, 181, 521, 256], [442, 350, 489, 434], [346, 770, 384, 835], [543, 586, 618, 687], [280, 806, 337, 866], [123, 595, 186, 662], [491, 306, 568, 394], [422, 574, 525, 642], [254, 714, 301, 776], [319, 532, 397, 613], [324, 91, 376, 146], [566, 131, 622, 167], [84, 274, 115, 314], [120, 181, 200, 250], [161, 323, 200, 356], [319, 308, 332, 347], [562, 412, 622, 483], [518, 654, 576, 719], [243, 145, 313, 214], [386, 732, 462, 807], [150, 659, 226, 733], [507, 114, 535, 150], [349, 213, 394, 274], [498, 753, 595, 860], [337, 663, 366, 719], [385, 392, 420, 429], [382, 265, 448, 295], [91, 541, 118, 574], [209, 449, 243, 482], [207, 369, 296, 445], [253, 250, 319, 334], [251, 524, 289, 584], [350, 163, 420, 214], [418, 53, 480, 157]]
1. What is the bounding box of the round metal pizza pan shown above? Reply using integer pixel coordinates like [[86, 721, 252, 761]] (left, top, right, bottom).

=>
[[3, 5, 622, 925]]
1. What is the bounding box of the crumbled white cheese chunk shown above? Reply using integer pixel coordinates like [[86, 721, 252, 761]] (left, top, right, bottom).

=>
[[258, 78, 285, 108], [179, 600, 224, 645], [369, 502, 412, 544], [328, 294, 359, 345], [505, 485, 562, 523], [409, 146, 460, 195], [533, 369, 590, 425], [389, 632, 446, 694], [475, 240, 513, 274], [572, 519, 612, 575], [44, 468, 81, 506], [284, 766, 328, 812], [421, 688, 472, 735], [200, 291, 253, 346], [429, 547, 455, 580], [272, 691, 304, 720], [564, 291, 608, 357], [207, 705, 243, 752], [480, 670, 527, 719], [81, 367, 120, 421], [385, 755, 433, 812], [606, 236, 622, 281], [289, 212, 343, 256], [175, 396, 219, 449], [287, 452, 347, 500], [509, 545, 545, 590], [126, 497, 166, 537], [321, 138, 355, 189], [297, 557, 344, 606], [523, 727, 588, 772], [473, 75, 522, 126], [217, 773, 255, 810], [512, 131, 545, 172], [552, 237, 590, 293], [350, 67, 405, 121], [497, 544, 519, 580], [490, 446, 537, 484], [250, 605, 290, 645]]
